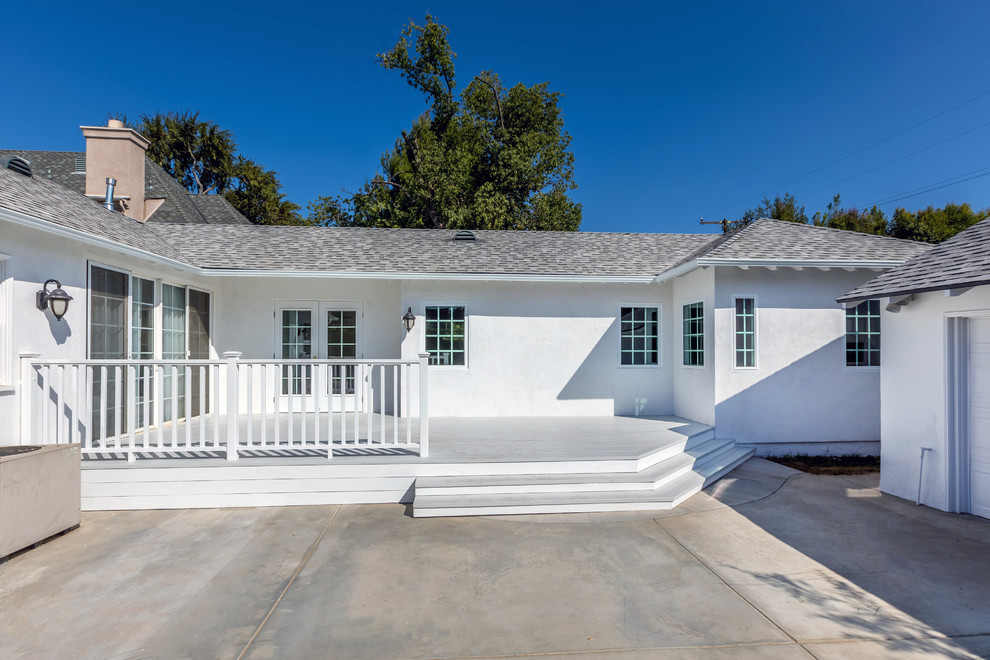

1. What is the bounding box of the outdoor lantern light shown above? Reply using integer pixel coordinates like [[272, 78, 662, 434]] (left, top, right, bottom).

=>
[[37, 279, 73, 321], [402, 307, 416, 332]]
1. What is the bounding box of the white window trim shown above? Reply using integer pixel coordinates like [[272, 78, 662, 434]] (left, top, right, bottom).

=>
[[680, 298, 706, 370], [731, 294, 758, 371], [0, 253, 11, 388], [422, 302, 469, 370], [842, 299, 881, 371], [87, 261, 132, 360], [617, 303, 662, 369]]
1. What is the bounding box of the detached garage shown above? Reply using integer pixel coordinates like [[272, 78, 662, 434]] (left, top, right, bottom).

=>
[[840, 218, 990, 519]]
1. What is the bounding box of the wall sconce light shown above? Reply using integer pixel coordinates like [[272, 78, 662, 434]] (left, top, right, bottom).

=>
[[37, 279, 73, 321], [402, 307, 416, 332]]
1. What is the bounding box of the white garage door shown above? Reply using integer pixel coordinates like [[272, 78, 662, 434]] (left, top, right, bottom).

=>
[[969, 318, 990, 519]]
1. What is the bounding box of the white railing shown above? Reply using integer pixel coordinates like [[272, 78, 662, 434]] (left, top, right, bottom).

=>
[[19, 352, 430, 461]]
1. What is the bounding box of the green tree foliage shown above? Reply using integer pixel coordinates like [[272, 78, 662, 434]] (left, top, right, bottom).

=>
[[811, 195, 889, 235], [309, 15, 581, 230], [888, 203, 989, 243], [724, 193, 807, 231], [727, 191, 987, 243], [138, 111, 302, 225]]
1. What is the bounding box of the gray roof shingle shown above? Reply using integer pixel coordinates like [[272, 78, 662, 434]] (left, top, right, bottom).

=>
[[839, 216, 990, 302], [144, 225, 721, 277], [0, 167, 187, 262], [692, 218, 930, 263], [0, 149, 252, 225]]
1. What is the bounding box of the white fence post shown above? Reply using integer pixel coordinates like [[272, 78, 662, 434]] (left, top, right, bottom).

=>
[[18, 352, 41, 446], [418, 352, 429, 457], [224, 352, 242, 461]]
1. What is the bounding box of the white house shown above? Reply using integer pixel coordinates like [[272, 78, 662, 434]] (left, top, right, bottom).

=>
[[839, 217, 990, 520], [0, 123, 930, 515]]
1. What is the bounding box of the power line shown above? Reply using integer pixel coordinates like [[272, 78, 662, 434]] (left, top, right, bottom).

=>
[[706, 87, 990, 218], [861, 165, 990, 208], [795, 118, 990, 200]]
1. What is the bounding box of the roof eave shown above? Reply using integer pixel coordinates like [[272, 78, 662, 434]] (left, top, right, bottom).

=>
[[838, 279, 990, 304]]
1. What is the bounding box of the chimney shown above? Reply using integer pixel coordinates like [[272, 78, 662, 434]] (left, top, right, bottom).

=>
[[81, 120, 150, 220]]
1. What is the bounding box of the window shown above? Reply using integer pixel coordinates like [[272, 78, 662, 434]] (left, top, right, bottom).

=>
[[327, 309, 357, 394], [90, 266, 128, 437], [846, 299, 880, 366], [620, 306, 659, 366], [280, 309, 312, 395], [425, 306, 466, 366], [682, 302, 704, 367], [132, 277, 155, 428], [734, 298, 756, 368]]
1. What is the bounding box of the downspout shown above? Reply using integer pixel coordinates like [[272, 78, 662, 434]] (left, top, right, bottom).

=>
[[917, 446, 933, 505]]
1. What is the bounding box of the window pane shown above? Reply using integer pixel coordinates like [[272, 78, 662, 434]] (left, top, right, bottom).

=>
[[426, 306, 467, 366], [845, 300, 881, 367]]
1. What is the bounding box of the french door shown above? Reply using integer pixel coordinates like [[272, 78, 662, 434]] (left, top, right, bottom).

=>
[[276, 302, 363, 412]]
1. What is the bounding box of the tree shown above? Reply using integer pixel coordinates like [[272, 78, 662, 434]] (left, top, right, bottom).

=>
[[138, 111, 303, 225], [725, 192, 807, 231], [309, 15, 581, 230], [811, 194, 889, 235], [224, 157, 303, 226], [889, 202, 989, 243]]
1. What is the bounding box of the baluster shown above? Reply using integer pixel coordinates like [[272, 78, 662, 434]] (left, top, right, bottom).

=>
[[380, 364, 386, 445], [170, 365, 178, 448], [71, 364, 80, 446], [405, 362, 412, 445], [185, 364, 192, 448], [260, 364, 268, 447], [126, 364, 136, 461], [367, 363, 373, 445], [83, 365, 93, 451], [98, 365, 107, 448], [392, 364, 398, 445], [353, 363, 361, 445], [300, 364, 308, 446], [155, 365, 164, 449], [212, 363, 221, 448], [246, 364, 254, 448], [340, 364, 346, 445], [287, 364, 295, 446], [312, 363, 320, 448], [273, 364, 281, 447], [199, 365, 207, 447], [142, 366, 151, 450], [326, 364, 333, 459]]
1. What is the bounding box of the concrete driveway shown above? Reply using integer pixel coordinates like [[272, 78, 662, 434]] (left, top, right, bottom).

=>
[[1, 459, 988, 659]]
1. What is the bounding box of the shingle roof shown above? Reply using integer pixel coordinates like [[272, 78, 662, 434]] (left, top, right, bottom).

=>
[[0, 167, 187, 261], [144, 225, 721, 276], [691, 218, 931, 263], [0, 149, 252, 225], [839, 217, 990, 302]]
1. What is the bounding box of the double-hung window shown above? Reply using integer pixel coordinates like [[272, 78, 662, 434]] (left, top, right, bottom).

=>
[[734, 297, 756, 368], [846, 300, 880, 366], [620, 306, 659, 366], [425, 305, 466, 366], [682, 302, 704, 367]]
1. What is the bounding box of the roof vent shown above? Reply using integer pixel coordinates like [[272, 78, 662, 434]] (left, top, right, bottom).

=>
[[453, 229, 476, 241], [4, 156, 32, 177], [74, 156, 86, 173]]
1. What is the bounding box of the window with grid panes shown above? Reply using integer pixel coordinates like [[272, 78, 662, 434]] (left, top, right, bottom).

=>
[[846, 300, 880, 366], [425, 306, 466, 366], [734, 298, 756, 368], [327, 310, 357, 394], [682, 302, 704, 366], [620, 307, 659, 365], [131, 277, 155, 428]]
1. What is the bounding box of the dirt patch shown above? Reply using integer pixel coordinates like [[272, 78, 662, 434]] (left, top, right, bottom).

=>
[[764, 454, 880, 475]]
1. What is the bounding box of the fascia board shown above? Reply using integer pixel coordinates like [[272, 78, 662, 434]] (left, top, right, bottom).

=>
[[837, 280, 990, 304], [695, 258, 905, 269], [0, 207, 198, 274], [196, 269, 657, 284]]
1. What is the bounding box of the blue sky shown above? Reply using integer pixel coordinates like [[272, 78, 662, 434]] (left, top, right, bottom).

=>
[[4, 1, 990, 234]]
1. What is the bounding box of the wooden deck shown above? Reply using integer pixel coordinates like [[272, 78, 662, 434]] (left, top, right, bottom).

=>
[[79, 415, 752, 514]]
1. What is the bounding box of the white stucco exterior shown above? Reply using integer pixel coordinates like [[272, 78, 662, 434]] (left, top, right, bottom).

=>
[[878, 286, 990, 513], [0, 211, 916, 457], [712, 267, 882, 454]]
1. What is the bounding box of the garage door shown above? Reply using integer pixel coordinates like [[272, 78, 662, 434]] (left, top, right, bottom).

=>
[[969, 318, 990, 519]]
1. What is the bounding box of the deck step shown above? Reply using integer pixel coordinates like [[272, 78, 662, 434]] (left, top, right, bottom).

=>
[[412, 443, 754, 517]]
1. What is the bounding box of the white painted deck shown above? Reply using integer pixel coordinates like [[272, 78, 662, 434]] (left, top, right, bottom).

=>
[[80, 416, 752, 515]]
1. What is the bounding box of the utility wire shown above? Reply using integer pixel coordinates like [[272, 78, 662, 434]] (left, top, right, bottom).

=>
[[861, 165, 990, 208], [795, 118, 990, 200], [707, 87, 990, 218]]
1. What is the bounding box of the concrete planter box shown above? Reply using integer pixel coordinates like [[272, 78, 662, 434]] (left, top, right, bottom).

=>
[[0, 444, 81, 560]]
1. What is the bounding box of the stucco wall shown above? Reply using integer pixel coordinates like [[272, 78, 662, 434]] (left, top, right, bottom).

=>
[[879, 286, 990, 511], [399, 280, 674, 417], [672, 267, 715, 425], [0, 221, 212, 445], [712, 267, 883, 453]]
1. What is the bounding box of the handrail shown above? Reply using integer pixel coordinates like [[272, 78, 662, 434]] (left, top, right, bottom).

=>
[[21, 354, 430, 461]]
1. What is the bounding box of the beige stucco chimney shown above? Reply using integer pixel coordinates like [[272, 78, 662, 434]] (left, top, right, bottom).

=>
[[81, 120, 151, 221]]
